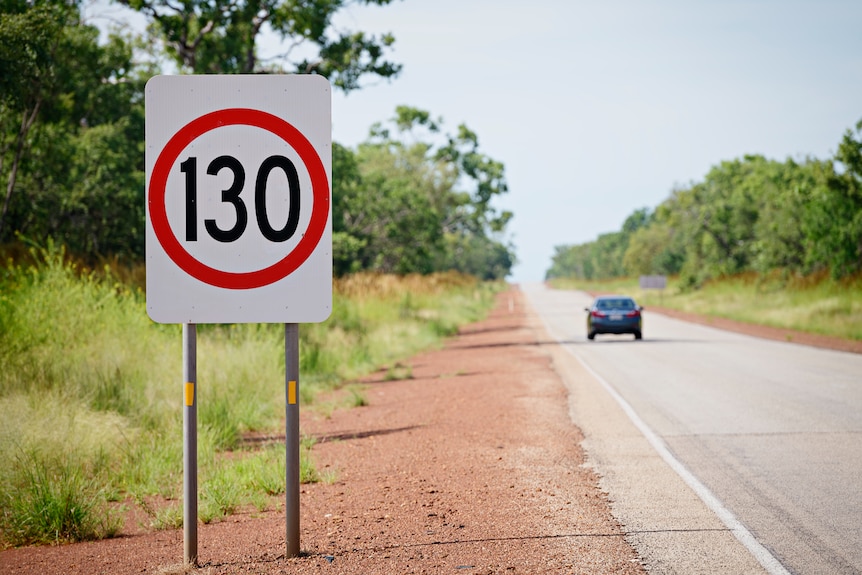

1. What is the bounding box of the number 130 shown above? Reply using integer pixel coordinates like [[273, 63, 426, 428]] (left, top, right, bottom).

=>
[[180, 154, 300, 243]]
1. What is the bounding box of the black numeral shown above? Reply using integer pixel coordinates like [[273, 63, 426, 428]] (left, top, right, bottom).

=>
[[205, 155, 247, 243], [256, 155, 300, 242], [180, 157, 197, 241]]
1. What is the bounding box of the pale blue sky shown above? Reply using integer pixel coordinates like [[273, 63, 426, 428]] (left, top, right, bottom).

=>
[[91, 0, 862, 282]]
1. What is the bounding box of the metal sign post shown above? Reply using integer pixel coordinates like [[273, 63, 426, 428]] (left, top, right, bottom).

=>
[[183, 323, 198, 566], [285, 323, 300, 557]]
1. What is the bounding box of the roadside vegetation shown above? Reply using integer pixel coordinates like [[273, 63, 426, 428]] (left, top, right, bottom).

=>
[[549, 272, 862, 342], [546, 122, 862, 287], [0, 247, 502, 547]]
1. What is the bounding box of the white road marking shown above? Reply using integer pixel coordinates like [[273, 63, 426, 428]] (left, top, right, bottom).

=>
[[540, 302, 793, 575]]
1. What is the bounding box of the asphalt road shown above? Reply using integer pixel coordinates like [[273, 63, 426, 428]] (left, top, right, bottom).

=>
[[521, 283, 862, 575]]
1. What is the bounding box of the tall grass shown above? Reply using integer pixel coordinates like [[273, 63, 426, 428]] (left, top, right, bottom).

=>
[[1, 451, 123, 546], [0, 246, 500, 546], [549, 271, 862, 341]]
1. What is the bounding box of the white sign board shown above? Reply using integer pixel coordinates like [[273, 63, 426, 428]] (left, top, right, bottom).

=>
[[639, 275, 667, 290], [145, 75, 332, 324]]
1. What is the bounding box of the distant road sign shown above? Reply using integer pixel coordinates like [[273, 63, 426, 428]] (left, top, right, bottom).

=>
[[639, 275, 667, 290], [145, 75, 332, 323]]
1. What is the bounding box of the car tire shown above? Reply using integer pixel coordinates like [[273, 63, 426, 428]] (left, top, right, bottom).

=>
[[587, 331, 596, 340], [634, 330, 642, 340]]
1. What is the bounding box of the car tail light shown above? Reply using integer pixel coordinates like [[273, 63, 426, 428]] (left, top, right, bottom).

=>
[[625, 310, 641, 318], [591, 310, 606, 318]]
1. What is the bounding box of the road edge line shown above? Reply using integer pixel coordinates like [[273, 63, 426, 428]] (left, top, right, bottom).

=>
[[540, 311, 793, 575]]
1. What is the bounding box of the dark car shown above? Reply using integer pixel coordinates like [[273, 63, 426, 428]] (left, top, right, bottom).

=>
[[585, 295, 643, 340]]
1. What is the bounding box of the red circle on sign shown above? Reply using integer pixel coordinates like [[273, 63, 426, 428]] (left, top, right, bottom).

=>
[[148, 108, 330, 290]]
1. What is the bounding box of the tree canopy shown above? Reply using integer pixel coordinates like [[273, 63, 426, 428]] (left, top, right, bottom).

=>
[[333, 106, 514, 279], [1, 0, 149, 257], [1, 1, 516, 279], [547, 129, 862, 284], [118, 0, 401, 89]]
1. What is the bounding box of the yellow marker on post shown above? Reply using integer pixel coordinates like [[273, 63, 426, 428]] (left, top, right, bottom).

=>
[[185, 382, 195, 406], [288, 380, 297, 405]]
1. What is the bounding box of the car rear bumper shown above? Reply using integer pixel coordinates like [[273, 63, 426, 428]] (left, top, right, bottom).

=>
[[589, 318, 641, 334]]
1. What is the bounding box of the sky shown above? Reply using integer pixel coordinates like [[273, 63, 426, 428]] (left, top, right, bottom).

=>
[[90, 0, 862, 283]]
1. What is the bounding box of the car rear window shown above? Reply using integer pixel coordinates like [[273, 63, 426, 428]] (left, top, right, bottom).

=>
[[597, 299, 634, 310]]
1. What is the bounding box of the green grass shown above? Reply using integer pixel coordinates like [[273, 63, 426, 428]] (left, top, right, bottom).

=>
[[134, 494, 182, 531], [0, 451, 123, 546], [0, 246, 501, 546], [549, 271, 862, 341]]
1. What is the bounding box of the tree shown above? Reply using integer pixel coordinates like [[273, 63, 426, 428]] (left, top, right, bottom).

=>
[[119, 0, 402, 88], [354, 139, 446, 273], [811, 120, 862, 277], [623, 223, 676, 277], [1, 0, 148, 258], [331, 142, 367, 275], [546, 242, 593, 280], [547, 207, 651, 280], [332, 107, 515, 278], [434, 120, 511, 236], [692, 157, 763, 276], [750, 157, 828, 275], [0, 0, 67, 238]]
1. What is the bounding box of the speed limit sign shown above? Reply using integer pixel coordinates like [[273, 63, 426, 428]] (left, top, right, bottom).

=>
[[145, 75, 332, 324]]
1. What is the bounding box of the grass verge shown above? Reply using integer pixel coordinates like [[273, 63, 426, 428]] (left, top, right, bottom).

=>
[[0, 246, 502, 546]]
